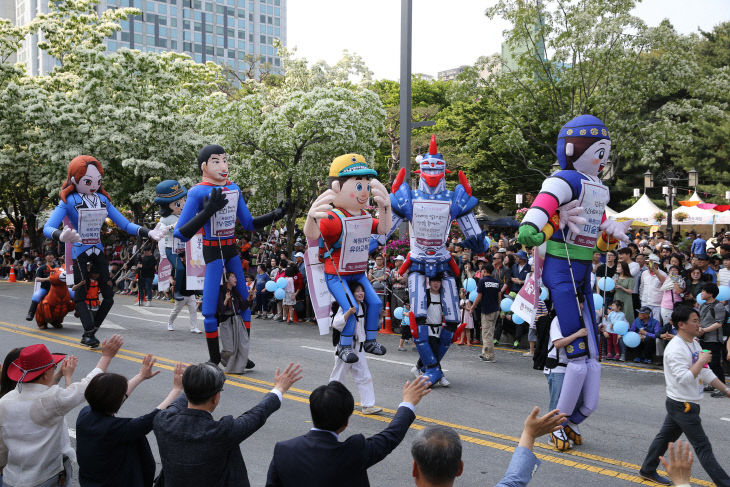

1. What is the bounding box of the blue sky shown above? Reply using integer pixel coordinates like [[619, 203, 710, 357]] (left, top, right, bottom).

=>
[[287, 0, 730, 80]]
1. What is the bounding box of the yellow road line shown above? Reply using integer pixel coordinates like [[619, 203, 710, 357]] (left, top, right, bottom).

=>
[[0, 321, 714, 486]]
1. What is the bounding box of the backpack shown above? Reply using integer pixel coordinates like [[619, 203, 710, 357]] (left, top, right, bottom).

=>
[[318, 209, 347, 261], [532, 310, 557, 370]]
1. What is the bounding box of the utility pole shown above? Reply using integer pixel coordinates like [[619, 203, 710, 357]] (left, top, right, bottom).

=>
[[399, 0, 412, 175]]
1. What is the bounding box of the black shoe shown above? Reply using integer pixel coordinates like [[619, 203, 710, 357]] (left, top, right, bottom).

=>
[[80, 334, 100, 348], [26, 301, 39, 321], [336, 345, 359, 363], [711, 389, 727, 398], [638, 470, 671, 485], [704, 385, 715, 392], [206, 337, 222, 365], [363, 340, 386, 356], [245, 359, 255, 370]]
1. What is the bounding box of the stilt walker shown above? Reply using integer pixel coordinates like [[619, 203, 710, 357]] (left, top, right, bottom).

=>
[[518, 115, 632, 444], [43, 155, 167, 347], [174, 145, 287, 364]]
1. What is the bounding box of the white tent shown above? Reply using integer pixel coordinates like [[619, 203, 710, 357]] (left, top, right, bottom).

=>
[[605, 206, 617, 218], [614, 194, 665, 226], [671, 192, 717, 226]]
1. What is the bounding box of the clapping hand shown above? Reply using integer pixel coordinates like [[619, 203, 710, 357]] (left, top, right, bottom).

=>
[[138, 354, 161, 380], [660, 441, 693, 485], [60, 355, 78, 384]]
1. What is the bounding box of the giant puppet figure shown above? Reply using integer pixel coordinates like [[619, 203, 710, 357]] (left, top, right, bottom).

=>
[[154, 180, 188, 301], [304, 154, 392, 364], [387, 136, 487, 386], [174, 145, 286, 364], [517, 115, 631, 445], [43, 155, 167, 347]]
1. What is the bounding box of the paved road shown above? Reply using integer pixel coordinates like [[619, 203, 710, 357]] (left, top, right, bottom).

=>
[[0, 280, 728, 486]]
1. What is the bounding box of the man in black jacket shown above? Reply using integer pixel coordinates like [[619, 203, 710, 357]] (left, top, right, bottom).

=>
[[153, 361, 302, 487], [266, 376, 431, 487]]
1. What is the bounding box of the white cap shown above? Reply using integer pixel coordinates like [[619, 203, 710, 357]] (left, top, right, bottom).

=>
[[294, 252, 305, 259], [395, 255, 405, 261]]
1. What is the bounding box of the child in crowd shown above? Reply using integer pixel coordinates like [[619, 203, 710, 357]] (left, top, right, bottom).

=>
[[604, 301, 626, 361], [397, 303, 415, 351], [457, 288, 473, 346]]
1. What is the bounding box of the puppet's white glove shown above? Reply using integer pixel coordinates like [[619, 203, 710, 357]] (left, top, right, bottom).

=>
[[557, 200, 587, 236], [59, 225, 82, 243], [147, 222, 169, 242], [599, 218, 633, 244]]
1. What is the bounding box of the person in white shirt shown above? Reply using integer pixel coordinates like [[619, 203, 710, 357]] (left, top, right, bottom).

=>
[[639, 254, 665, 320], [0, 335, 124, 487], [718, 255, 730, 287], [638, 306, 730, 486], [330, 281, 381, 415]]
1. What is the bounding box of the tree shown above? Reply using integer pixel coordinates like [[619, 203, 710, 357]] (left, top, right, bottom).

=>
[[197, 47, 385, 251]]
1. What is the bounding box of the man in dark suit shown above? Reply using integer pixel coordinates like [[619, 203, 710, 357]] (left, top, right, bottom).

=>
[[153, 361, 302, 487], [266, 375, 431, 487]]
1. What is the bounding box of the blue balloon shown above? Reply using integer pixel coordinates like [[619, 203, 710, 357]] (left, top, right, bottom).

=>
[[393, 307, 404, 320], [539, 287, 548, 301], [469, 290, 478, 302], [276, 277, 288, 289], [274, 288, 286, 300], [717, 286, 730, 302], [500, 298, 514, 312], [598, 277, 615, 292], [593, 293, 604, 310], [622, 331, 641, 348], [696, 293, 706, 305], [465, 278, 477, 293], [512, 314, 525, 325], [612, 321, 629, 336], [265, 280, 277, 292]]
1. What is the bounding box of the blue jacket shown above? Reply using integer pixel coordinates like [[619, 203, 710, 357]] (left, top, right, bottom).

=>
[[630, 316, 661, 339], [43, 192, 142, 259], [174, 182, 254, 242], [495, 447, 541, 487]]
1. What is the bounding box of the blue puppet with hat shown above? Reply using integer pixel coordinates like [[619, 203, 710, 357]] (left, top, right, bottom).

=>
[[155, 180, 189, 300], [517, 115, 633, 450]]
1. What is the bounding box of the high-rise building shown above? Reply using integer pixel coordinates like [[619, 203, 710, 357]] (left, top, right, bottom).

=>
[[9, 0, 286, 77], [1, 0, 17, 65], [437, 65, 468, 81]]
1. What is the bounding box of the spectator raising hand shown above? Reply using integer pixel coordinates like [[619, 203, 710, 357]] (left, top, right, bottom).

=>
[[659, 441, 693, 487]]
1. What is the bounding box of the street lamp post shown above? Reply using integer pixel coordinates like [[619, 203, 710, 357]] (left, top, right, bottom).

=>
[[644, 168, 698, 242]]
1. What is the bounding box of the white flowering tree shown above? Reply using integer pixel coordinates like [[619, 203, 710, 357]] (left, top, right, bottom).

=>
[[197, 47, 386, 249]]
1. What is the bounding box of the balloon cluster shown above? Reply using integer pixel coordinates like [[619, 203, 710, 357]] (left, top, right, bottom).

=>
[[265, 277, 289, 300]]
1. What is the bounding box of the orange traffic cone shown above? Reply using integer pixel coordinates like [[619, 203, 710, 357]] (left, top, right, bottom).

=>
[[8, 267, 16, 283], [381, 300, 393, 334]]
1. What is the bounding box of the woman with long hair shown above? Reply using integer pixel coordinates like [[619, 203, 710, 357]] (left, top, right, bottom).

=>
[[613, 261, 636, 324]]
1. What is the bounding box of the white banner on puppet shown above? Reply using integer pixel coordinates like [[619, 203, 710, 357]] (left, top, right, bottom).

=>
[[305, 238, 334, 335], [210, 189, 238, 238], [185, 231, 205, 290], [77, 208, 107, 245], [411, 200, 451, 247], [338, 215, 371, 273], [564, 181, 608, 248], [157, 257, 172, 292], [512, 244, 545, 325]]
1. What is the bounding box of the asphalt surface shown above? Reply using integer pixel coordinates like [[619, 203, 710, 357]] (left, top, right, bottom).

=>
[[0, 280, 728, 487]]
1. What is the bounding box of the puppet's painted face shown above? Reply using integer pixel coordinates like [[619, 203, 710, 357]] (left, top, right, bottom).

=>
[[418, 154, 446, 187], [202, 153, 229, 185], [72, 164, 102, 195], [333, 176, 371, 214], [168, 196, 186, 216], [572, 139, 611, 176]]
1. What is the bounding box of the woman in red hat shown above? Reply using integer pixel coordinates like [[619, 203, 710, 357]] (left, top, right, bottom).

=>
[[0, 335, 123, 487]]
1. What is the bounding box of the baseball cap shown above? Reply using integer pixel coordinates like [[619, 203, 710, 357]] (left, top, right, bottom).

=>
[[497, 248, 507, 253], [636, 306, 652, 316], [696, 254, 710, 261], [328, 153, 377, 178], [294, 252, 304, 259], [395, 255, 405, 261]]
